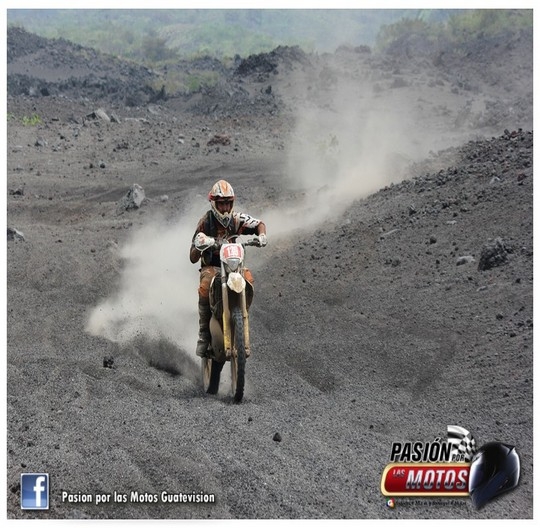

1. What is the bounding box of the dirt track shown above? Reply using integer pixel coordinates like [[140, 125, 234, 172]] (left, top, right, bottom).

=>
[[6, 26, 534, 520]]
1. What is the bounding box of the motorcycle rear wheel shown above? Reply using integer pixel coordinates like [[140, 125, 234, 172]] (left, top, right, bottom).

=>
[[230, 305, 246, 403], [202, 357, 223, 395]]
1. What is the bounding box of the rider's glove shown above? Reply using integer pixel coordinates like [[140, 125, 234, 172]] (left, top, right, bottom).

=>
[[257, 233, 267, 247], [194, 232, 215, 252]]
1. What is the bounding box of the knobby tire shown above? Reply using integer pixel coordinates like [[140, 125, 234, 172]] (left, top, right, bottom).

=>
[[231, 305, 246, 403], [202, 357, 223, 395]]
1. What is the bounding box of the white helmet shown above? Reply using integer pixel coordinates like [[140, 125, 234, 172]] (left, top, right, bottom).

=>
[[208, 180, 235, 227]]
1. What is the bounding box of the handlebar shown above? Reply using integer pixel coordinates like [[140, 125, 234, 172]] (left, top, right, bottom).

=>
[[244, 237, 264, 247], [215, 236, 263, 248], [196, 233, 266, 252]]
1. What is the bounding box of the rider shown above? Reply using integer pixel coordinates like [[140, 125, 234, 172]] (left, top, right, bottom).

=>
[[190, 179, 267, 357]]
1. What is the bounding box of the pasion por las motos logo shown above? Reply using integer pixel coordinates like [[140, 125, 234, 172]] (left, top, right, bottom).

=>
[[380, 426, 520, 509]]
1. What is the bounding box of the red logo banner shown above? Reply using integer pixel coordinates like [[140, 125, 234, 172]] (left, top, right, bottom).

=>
[[381, 463, 470, 496]]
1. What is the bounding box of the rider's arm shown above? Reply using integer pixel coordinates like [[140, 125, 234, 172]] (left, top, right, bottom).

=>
[[236, 213, 267, 246], [237, 213, 265, 235], [190, 217, 206, 263]]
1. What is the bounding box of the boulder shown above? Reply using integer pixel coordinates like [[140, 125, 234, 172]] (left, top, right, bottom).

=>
[[478, 238, 509, 271], [116, 184, 146, 214]]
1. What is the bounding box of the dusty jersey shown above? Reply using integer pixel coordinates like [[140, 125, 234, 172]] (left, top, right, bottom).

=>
[[191, 210, 262, 267]]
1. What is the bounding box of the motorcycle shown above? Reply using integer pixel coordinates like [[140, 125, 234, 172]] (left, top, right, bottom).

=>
[[201, 235, 262, 402]]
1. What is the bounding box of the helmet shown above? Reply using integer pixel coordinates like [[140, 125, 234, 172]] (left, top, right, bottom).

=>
[[208, 180, 235, 228], [468, 442, 520, 509]]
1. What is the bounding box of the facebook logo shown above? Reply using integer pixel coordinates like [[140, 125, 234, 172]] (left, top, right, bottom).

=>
[[21, 473, 49, 510]]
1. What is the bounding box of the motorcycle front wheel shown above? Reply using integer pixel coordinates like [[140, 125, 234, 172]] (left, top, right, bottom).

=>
[[230, 305, 246, 403]]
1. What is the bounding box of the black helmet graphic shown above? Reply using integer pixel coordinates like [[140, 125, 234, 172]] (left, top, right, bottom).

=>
[[468, 442, 520, 509]]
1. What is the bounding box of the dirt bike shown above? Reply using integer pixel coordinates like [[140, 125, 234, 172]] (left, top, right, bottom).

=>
[[201, 235, 262, 403]]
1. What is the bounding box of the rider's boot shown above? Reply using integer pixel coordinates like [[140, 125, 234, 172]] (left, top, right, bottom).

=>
[[195, 300, 212, 358]]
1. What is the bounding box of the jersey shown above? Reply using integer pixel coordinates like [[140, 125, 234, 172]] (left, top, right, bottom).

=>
[[191, 210, 262, 267]]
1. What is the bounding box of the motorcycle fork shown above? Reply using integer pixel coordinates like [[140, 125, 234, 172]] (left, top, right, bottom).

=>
[[221, 267, 251, 358], [221, 267, 232, 356], [241, 288, 251, 357]]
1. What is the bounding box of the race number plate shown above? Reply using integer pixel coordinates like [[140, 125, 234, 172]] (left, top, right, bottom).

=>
[[221, 243, 244, 261]]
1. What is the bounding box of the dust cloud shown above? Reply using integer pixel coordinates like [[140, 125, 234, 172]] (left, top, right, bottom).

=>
[[263, 74, 455, 239], [85, 202, 201, 362]]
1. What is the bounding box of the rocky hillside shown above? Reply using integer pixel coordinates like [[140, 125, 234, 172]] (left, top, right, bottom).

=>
[[6, 24, 533, 520]]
